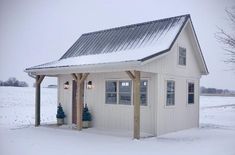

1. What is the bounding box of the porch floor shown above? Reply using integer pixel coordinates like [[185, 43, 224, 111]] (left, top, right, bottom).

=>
[[42, 124, 155, 138]]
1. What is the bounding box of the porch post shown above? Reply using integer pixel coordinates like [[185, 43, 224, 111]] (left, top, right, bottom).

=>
[[35, 75, 45, 126], [72, 73, 89, 130], [77, 73, 83, 131], [126, 70, 141, 139]]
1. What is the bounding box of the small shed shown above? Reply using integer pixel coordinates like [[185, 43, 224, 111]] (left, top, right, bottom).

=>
[[25, 14, 208, 139]]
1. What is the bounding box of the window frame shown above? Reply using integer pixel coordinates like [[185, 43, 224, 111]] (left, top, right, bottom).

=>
[[118, 80, 132, 105], [187, 82, 195, 104], [140, 80, 148, 106], [105, 80, 118, 104], [105, 79, 149, 106], [165, 80, 175, 107], [178, 46, 187, 66]]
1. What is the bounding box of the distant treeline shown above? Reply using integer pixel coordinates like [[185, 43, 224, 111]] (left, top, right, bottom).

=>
[[200, 86, 235, 95], [0, 77, 28, 87]]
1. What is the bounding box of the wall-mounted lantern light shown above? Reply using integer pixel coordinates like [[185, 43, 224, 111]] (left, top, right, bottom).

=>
[[64, 81, 69, 89], [87, 81, 93, 89]]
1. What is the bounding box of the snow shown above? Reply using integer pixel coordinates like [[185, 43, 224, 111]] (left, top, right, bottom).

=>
[[26, 17, 186, 70], [0, 87, 57, 128], [0, 87, 235, 155], [200, 96, 235, 130]]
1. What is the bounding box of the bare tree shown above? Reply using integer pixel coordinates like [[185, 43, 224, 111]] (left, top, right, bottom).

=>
[[215, 8, 235, 69]]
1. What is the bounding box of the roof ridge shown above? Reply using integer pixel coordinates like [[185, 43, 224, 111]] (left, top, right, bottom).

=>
[[82, 14, 190, 36]]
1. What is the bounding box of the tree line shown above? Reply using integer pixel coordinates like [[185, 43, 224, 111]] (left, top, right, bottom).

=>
[[200, 86, 235, 95], [0, 77, 28, 87]]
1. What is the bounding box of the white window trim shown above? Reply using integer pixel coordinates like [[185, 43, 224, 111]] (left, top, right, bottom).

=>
[[140, 79, 149, 106], [186, 80, 195, 106], [118, 80, 132, 105], [164, 79, 176, 109], [177, 44, 187, 68], [105, 80, 118, 104], [104, 78, 150, 106]]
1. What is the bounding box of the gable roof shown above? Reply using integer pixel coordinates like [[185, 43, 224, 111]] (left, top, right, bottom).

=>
[[60, 14, 189, 60], [25, 14, 208, 74]]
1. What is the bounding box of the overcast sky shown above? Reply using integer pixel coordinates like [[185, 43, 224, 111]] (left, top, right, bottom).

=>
[[0, 0, 234, 89]]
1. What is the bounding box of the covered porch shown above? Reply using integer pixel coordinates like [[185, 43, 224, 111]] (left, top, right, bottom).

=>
[[30, 65, 155, 139]]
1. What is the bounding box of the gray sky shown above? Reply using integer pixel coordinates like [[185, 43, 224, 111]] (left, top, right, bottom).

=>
[[0, 0, 234, 89]]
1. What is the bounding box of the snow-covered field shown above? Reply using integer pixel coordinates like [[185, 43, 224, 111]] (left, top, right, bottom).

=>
[[0, 87, 235, 155]]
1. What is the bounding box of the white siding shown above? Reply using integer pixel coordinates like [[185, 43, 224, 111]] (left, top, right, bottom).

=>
[[86, 72, 156, 135], [156, 74, 199, 135], [58, 72, 156, 135], [140, 22, 201, 135], [140, 23, 202, 78], [56, 22, 203, 136], [58, 75, 73, 124]]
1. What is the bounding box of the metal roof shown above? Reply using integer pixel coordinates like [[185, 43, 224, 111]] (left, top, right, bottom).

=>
[[60, 14, 190, 60], [27, 14, 205, 72]]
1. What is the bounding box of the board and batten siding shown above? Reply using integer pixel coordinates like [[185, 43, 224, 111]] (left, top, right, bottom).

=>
[[58, 72, 156, 135], [140, 21, 201, 135], [156, 75, 199, 135], [86, 72, 156, 135], [57, 21, 203, 136], [58, 75, 73, 124]]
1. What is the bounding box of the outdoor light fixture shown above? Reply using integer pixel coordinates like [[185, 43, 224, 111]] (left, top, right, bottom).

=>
[[87, 81, 93, 89], [64, 81, 69, 89]]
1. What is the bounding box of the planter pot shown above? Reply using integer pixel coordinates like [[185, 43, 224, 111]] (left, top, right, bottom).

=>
[[57, 118, 64, 125], [82, 121, 90, 128]]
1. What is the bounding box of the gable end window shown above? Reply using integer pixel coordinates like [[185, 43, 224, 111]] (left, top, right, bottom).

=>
[[188, 82, 195, 104], [179, 46, 186, 66], [166, 80, 175, 106]]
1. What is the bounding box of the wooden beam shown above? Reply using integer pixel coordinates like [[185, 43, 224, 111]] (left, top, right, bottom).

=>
[[125, 71, 135, 80], [35, 79, 40, 126], [73, 73, 89, 130], [76, 80, 83, 130], [76, 73, 82, 81], [79, 73, 89, 84], [37, 75, 45, 85], [71, 73, 78, 81], [133, 71, 140, 139], [125, 70, 141, 139], [35, 75, 45, 127]]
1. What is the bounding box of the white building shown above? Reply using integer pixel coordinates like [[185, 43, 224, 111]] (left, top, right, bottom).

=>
[[25, 14, 208, 139]]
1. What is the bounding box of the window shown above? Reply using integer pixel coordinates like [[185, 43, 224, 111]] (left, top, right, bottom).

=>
[[140, 80, 148, 105], [166, 80, 175, 106], [105, 80, 148, 106], [188, 82, 195, 104], [105, 81, 117, 104], [119, 80, 132, 105], [179, 47, 186, 66]]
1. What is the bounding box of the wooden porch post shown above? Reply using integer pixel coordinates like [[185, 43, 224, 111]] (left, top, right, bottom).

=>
[[35, 75, 45, 126], [126, 70, 141, 139], [71, 73, 89, 130]]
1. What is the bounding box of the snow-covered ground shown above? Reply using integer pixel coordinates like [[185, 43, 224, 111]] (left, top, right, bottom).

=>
[[0, 87, 57, 128], [0, 87, 235, 155]]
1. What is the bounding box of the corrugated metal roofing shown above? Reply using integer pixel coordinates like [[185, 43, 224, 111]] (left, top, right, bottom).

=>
[[26, 14, 192, 71], [60, 14, 189, 60]]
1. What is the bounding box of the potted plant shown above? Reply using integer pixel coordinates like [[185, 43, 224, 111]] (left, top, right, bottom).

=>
[[56, 103, 66, 125], [82, 104, 92, 128]]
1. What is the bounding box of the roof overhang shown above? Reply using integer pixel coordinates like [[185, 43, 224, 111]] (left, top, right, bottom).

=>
[[186, 18, 209, 75], [24, 61, 141, 76], [25, 14, 209, 76]]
